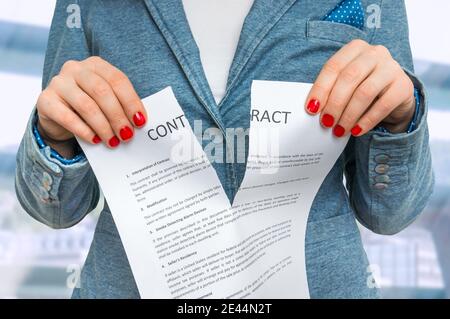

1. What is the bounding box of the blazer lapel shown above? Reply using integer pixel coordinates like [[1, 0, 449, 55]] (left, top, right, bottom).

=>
[[142, 0, 225, 131], [220, 0, 298, 107], [143, 0, 298, 128]]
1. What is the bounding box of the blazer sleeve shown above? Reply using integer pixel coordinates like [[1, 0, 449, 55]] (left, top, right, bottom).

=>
[[15, 0, 101, 229], [344, 0, 434, 235]]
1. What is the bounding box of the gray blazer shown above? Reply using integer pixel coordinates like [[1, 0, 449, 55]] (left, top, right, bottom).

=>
[[15, 0, 434, 298]]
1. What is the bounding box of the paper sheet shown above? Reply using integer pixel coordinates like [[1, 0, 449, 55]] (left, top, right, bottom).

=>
[[78, 81, 349, 298]]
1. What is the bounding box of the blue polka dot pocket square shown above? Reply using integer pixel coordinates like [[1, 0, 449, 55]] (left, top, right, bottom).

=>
[[323, 0, 365, 30]]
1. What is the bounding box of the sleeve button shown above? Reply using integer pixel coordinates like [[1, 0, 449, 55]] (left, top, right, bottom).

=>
[[375, 175, 391, 184], [374, 183, 388, 190], [375, 154, 390, 164], [36, 185, 50, 200], [42, 171, 53, 191], [375, 164, 389, 174]]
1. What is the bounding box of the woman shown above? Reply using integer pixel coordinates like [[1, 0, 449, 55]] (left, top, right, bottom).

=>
[[15, 0, 433, 298]]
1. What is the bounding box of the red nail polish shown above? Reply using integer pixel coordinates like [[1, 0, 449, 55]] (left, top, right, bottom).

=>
[[120, 126, 134, 141], [333, 125, 346, 137], [322, 114, 335, 128], [351, 125, 363, 136], [307, 99, 320, 114], [92, 135, 102, 144], [133, 112, 146, 127], [109, 136, 120, 148]]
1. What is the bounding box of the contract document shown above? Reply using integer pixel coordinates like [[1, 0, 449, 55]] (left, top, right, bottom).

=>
[[78, 81, 349, 299]]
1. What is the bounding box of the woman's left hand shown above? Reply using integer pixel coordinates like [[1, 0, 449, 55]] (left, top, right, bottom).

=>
[[305, 39, 415, 137]]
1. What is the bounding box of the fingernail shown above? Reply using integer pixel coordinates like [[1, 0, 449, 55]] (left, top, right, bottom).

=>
[[307, 99, 320, 114], [92, 135, 102, 144], [133, 112, 146, 127], [321, 114, 335, 128], [120, 126, 134, 141], [108, 136, 120, 148], [333, 125, 346, 137], [351, 125, 363, 136]]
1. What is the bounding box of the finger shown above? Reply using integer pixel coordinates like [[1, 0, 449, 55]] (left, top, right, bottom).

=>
[[352, 78, 412, 136], [305, 39, 369, 115], [83, 57, 147, 127], [74, 67, 135, 143], [50, 75, 120, 148], [38, 90, 100, 144], [320, 49, 380, 133], [333, 62, 398, 137]]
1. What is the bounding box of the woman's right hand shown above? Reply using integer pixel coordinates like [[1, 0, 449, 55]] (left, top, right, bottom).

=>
[[36, 56, 147, 154]]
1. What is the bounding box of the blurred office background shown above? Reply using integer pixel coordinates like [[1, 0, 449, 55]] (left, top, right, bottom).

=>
[[0, 0, 449, 298]]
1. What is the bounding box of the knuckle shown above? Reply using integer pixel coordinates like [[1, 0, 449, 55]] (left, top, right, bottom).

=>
[[367, 46, 380, 57], [123, 97, 141, 110], [341, 65, 361, 83], [350, 39, 368, 48], [109, 72, 129, 88], [323, 59, 342, 75], [404, 77, 414, 96], [339, 112, 354, 126], [312, 82, 328, 96], [377, 99, 393, 113], [390, 59, 401, 70], [374, 45, 390, 57], [77, 98, 97, 116], [85, 56, 103, 72], [402, 81, 413, 97], [59, 114, 72, 128], [327, 94, 345, 109], [61, 60, 80, 73], [49, 75, 64, 88], [387, 60, 402, 75], [364, 113, 378, 128], [110, 114, 128, 127], [37, 90, 52, 111], [92, 81, 111, 98], [86, 56, 103, 65], [356, 82, 378, 101], [399, 85, 414, 106]]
